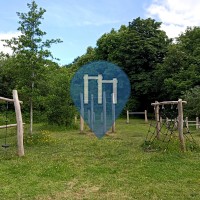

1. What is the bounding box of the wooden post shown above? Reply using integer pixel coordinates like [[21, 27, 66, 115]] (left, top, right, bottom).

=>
[[155, 101, 160, 139], [91, 94, 94, 130], [174, 118, 178, 129], [13, 90, 24, 157], [74, 115, 77, 124], [80, 116, 84, 133], [178, 99, 186, 152], [111, 93, 115, 133], [126, 110, 129, 124], [88, 110, 91, 126], [166, 117, 169, 128], [185, 117, 189, 129], [103, 91, 106, 134], [80, 93, 84, 133], [144, 110, 148, 123], [196, 117, 199, 130], [160, 116, 163, 125]]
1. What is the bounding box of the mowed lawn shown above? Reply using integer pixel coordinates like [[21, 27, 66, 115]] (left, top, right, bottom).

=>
[[0, 119, 200, 200]]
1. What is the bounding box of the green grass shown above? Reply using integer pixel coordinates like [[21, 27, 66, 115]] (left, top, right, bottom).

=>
[[1, 119, 200, 199]]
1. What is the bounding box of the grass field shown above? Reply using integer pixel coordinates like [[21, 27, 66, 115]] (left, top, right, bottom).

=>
[[1, 118, 200, 199]]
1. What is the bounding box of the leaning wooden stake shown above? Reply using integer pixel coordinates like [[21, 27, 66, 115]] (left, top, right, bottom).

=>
[[80, 93, 84, 133], [155, 101, 160, 139], [111, 93, 116, 133], [80, 116, 84, 133], [144, 110, 148, 123], [196, 117, 199, 130], [178, 99, 186, 152], [13, 90, 24, 157], [185, 117, 189, 129], [126, 110, 129, 124]]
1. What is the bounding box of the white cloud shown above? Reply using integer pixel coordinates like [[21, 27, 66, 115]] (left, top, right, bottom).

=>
[[0, 32, 20, 54], [146, 0, 200, 38]]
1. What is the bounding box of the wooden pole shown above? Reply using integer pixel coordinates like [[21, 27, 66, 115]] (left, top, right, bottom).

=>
[[13, 90, 24, 157], [80, 93, 84, 133], [155, 101, 160, 139], [196, 117, 199, 130], [144, 110, 148, 123], [178, 99, 186, 152], [0, 96, 23, 104], [160, 116, 163, 125], [0, 123, 25, 129], [103, 91, 106, 134], [91, 94, 94, 130], [80, 116, 84, 133], [74, 115, 77, 124], [126, 110, 129, 124], [111, 93, 115, 133], [185, 117, 189, 129]]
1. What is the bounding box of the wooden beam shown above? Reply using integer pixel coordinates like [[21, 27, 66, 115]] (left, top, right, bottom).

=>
[[0, 97, 23, 104], [151, 101, 187, 106], [0, 123, 25, 129]]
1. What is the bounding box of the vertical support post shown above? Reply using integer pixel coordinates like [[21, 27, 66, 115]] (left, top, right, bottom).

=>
[[111, 93, 115, 133], [91, 94, 94, 130], [93, 112, 95, 123], [166, 117, 169, 128], [196, 117, 199, 130], [185, 117, 189, 129], [101, 112, 103, 123], [88, 110, 91, 126], [84, 74, 88, 104], [144, 110, 148, 123], [80, 93, 84, 133], [160, 116, 163, 125], [178, 99, 186, 152], [126, 110, 129, 124], [174, 118, 178, 129], [103, 91, 106, 134], [74, 115, 77, 124], [98, 74, 102, 104], [13, 90, 24, 157], [113, 78, 118, 104], [155, 101, 160, 140]]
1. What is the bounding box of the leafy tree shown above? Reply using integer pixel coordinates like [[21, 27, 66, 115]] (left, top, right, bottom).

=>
[[2, 1, 62, 134], [96, 18, 171, 110], [45, 67, 76, 126], [182, 86, 200, 118], [155, 27, 200, 100]]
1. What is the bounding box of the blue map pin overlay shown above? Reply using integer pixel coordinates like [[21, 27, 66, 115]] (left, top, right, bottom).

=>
[[70, 61, 130, 138]]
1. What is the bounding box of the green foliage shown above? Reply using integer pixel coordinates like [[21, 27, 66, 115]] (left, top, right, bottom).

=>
[[24, 130, 54, 146], [45, 68, 76, 126], [95, 17, 171, 110], [182, 86, 200, 118], [156, 27, 200, 100], [1, 1, 63, 130]]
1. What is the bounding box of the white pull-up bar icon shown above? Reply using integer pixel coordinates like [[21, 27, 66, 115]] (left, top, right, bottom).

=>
[[83, 74, 118, 104]]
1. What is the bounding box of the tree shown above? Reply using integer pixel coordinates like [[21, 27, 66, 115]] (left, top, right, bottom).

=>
[[155, 27, 200, 100], [182, 86, 200, 118], [96, 18, 171, 110], [2, 1, 62, 134]]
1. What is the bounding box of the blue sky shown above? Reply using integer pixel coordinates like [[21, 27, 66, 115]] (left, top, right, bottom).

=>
[[0, 0, 200, 65]]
